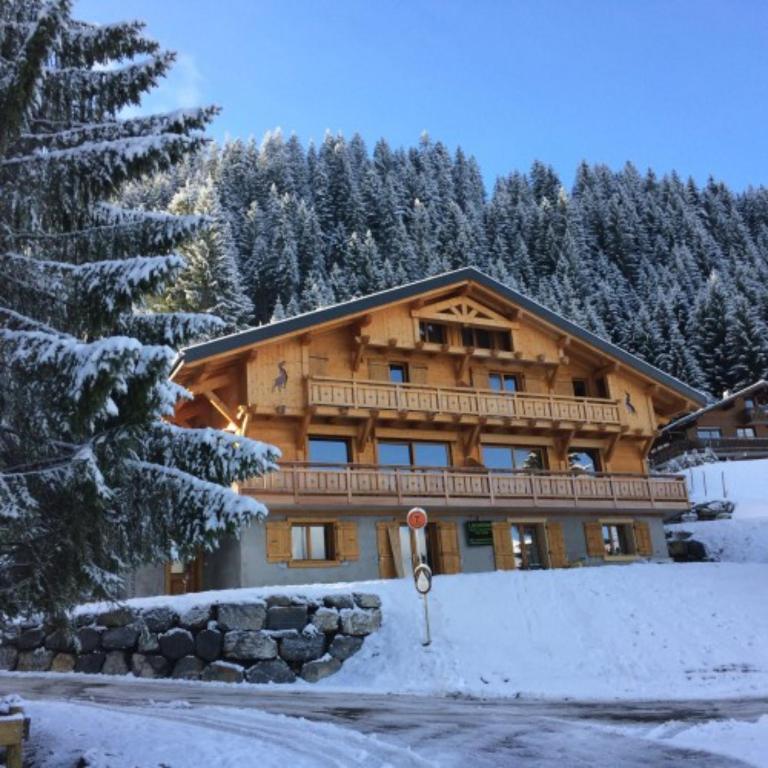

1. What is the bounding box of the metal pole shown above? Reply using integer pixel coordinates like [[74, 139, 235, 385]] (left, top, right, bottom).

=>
[[422, 593, 431, 647]]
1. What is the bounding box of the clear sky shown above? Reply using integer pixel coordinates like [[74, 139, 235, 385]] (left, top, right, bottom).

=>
[[74, 0, 768, 190]]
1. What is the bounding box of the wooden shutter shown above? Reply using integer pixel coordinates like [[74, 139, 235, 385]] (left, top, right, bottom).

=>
[[335, 520, 359, 561], [265, 520, 291, 563], [546, 522, 568, 568], [634, 521, 653, 556], [409, 363, 428, 385], [436, 521, 461, 574], [309, 355, 328, 377], [491, 521, 515, 570], [472, 368, 490, 389], [368, 360, 390, 381], [583, 521, 605, 557], [376, 522, 398, 578]]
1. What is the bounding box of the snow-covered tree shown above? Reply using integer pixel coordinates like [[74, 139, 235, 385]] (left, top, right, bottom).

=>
[[0, 0, 278, 619]]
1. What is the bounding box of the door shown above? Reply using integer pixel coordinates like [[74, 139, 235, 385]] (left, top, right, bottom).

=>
[[165, 555, 202, 595]]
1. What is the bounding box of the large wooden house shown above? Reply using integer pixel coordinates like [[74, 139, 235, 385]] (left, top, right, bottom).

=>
[[134, 268, 706, 595]]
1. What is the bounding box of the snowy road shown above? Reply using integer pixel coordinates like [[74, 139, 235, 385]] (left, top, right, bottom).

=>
[[4, 673, 768, 767]]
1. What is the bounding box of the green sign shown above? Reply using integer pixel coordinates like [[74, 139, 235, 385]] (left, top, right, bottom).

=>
[[465, 521, 493, 546]]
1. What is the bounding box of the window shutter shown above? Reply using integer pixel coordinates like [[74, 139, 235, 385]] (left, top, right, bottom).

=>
[[368, 360, 390, 381], [265, 521, 291, 563], [409, 363, 428, 385], [583, 522, 604, 557], [634, 521, 653, 556], [436, 521, 461, 574], [491, 521, 516, 570], [472, 368, 489, 390], [376, 522, 398, 578], [309, 355, 328, 377], [546, 522, 568, 568], [335, 520, 359, 561]]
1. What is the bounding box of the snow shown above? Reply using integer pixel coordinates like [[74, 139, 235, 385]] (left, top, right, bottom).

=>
[[77, 561, 768, 701], [682, 458, 768, 519]]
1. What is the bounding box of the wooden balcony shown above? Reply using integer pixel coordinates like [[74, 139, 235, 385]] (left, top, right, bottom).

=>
[[307, 377, 623, 431], [650, 437, 768, 466], [241, 462, 689, 511]]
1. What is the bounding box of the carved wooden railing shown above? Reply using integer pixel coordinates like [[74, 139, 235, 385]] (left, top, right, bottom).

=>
[[242, 462, 688, 507], [650, 437, 768, 466], [307, 377, 622, 426]]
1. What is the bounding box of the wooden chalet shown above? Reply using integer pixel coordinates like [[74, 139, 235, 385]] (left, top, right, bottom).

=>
[[139, 268, 706, 594]]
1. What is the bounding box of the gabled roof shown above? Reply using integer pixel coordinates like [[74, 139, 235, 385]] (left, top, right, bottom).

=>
[[175, 267, 708, 406], [662, 379, 768, 432]]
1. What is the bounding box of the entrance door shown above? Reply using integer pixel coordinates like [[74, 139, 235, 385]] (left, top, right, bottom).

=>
[[510, 524, 546, 570], [165, 556, 202, 595]]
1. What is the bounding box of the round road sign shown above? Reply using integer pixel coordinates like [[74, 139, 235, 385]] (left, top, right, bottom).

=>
[[407, 507, 428, 530], [414, 563, 432, 595]]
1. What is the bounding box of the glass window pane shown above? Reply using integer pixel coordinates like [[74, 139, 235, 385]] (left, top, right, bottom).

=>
[[291, 526, 307, 560], [510, 525, 523, 569], [495, 331, 512, 351], [413, 442, 449, 467], [461, 327, 474, 346], [523, 526, 542, 568], [475, 329, 491, 349], [569, 450, 598, 473], [379, 442, 411, 466], [488, 373, 502, 391], [513, 447, 544, 470], [483, 445, 514, 469], [308, 438, 350, 465], [389, 364, 407, 383], [308, 526, 327, 560], [503, 375, 518, 392]]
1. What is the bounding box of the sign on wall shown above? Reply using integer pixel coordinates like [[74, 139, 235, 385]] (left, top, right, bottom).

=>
[[465, 521, 493, 546]]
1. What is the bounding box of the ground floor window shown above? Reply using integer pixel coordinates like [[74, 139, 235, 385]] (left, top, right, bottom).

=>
[[602, 523, 634, 556], [511, 523, 545, 569], [290, 523, 335, 561]]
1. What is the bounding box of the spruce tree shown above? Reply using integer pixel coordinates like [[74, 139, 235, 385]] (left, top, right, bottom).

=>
[[0, 0, 277, 619]]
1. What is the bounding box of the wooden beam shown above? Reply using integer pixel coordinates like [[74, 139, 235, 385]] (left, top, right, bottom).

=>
[[202, 390, 239, 428], [595, 361, 619, 377], [554, 430, 575, 462], [356, 410, 378, 452], [296, 406, 316, 450], [353, 334, 370, 372], [605, 432, 621, 462], [188, 372, 231, 395]]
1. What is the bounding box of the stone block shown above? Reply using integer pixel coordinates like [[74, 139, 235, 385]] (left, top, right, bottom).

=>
[[131, 653, 169, 679], [265, 594, 292, 607], [171, 655, 204, 680], [74, 652, 105, 674], [223, 630, 277, 661], [137, 626, 159, 654], [97, 606, 137, 627], [0, 646, 18, 671], [17, 627, 45, 651], [178, 605, 211, 631], [216, 602, 266, 631], [202, 660, 244, 684], [323, 594, 354, 610], [328, 634, 364, 661], [102, 625, 139, 651], [279, 633, 325, 663], [75, 613, 95, 628], [266, 605, 307, 632], [340, 608, 381, 636], [102, 650, 129, 676], [311, 607, 339, 633], [245, 659, 296, 684], [158, 628, 195, 660], [195, 628, 222, 662], [45, 628, 78, 653], [51, 652, 76, 673], [76, 626, 103, 653], [141, 606, 176, 633], [17, 648, 53, 671], [353, 593, 382, 610], [301, 655, 341, 683]]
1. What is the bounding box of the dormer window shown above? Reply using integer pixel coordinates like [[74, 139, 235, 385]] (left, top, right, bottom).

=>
[[461, 326, 512, 351]]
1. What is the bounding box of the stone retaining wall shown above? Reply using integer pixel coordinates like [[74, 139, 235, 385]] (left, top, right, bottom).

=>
[[0, 592, 381, 684]]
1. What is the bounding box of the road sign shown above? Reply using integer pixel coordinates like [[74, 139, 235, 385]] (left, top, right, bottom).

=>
[[413, 563, 432, 595], [407, 507, 428, 530]]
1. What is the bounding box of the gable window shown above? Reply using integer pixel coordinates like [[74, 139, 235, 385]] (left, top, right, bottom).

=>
[[461, 326, 512, 351], [308, 437, 351, 467], [482, 445, 546, 471], [291, 523, 335, 561], [389, 363, 408, 383], [572, 379, 589, 398], [568, 448, 601, 473], [744, 399, 755, 410], [602, 523, 635, 557], [378, 440, 451, 467], [697, 428, 721, 440], [418, 321, 447, 345], [488, 372, 521, 393], [737, 427, 756, 438], [594, 377, 609, 399]]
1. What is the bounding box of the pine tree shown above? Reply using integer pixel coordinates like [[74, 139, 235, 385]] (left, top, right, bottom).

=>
[[0, 1, 277, 619], [726, 297, 768, 389]]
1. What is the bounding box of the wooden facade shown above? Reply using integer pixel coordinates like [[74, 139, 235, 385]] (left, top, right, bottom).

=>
[[651, 380, 768, 466], [169, 269, 704, 592]]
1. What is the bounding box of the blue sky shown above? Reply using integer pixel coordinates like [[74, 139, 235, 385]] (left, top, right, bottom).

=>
[[74, 0, 768, 190]]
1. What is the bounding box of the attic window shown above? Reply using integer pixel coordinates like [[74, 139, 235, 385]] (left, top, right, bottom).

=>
[[461, 327, 512, 351], [418, 321, 447, 344]]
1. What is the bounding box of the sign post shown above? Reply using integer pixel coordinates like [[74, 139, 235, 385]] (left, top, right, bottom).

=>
[[407, 507, 432, 646]]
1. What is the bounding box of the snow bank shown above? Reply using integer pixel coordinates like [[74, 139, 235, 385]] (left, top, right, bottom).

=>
[[83, 562, 768, 701], [683, 458, 768, 519], [667, 518, 768, 564]]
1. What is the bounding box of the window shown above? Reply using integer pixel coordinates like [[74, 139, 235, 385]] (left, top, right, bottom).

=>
[[602, 524, 634, 557], [388, 363, 408, 383], [572, 379, 589, 398], [488, 372, 521, 393], [511, 524, 545, 569], [308, 437, 351, 467], [568, 448, 601, 473], [419, 321, 447, 345], [697, 428, 722, 440], [482, 445, 546, 471], [461, 326, 512, 351], [737, 427, 756, 438], [379, 440, 451, 467], [744, 399, 755, 410], [291, 524, 334, 561], [594, 377, 609, 399]]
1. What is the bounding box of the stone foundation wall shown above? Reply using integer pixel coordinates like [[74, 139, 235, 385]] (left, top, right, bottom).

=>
[[0, 592, 381, 684]]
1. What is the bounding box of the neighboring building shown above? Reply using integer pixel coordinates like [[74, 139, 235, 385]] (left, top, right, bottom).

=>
[[650, 380, 768, 467], [137, 268, 706, 595]]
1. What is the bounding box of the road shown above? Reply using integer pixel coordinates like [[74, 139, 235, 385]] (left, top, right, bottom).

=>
[[4, 673, 767, 767]]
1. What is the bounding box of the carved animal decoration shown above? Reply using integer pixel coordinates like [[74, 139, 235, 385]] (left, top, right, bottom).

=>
[[624, 391, 637, 415], [272, 361, 288, 392]]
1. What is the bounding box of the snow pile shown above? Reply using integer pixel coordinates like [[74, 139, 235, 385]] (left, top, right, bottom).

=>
[[81, 562, 768, 701], [668, 518, 768, 564], [683, 458, 768, 519]]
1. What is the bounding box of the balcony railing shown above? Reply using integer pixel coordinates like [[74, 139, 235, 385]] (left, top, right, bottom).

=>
[[241, 462, 688, 510], [650, 437, 768, 466], [307, 377, 622, 428]]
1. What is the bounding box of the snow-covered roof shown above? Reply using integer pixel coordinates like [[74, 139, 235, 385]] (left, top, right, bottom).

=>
[[174, 267, 708, 406], [662, 379, 768, 433]]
